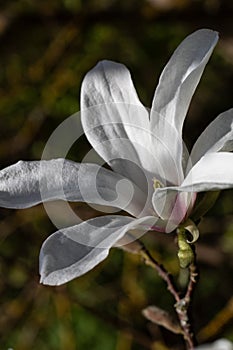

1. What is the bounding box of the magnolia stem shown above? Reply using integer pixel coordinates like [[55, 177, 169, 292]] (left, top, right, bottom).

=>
[[139, 240, 198, 350], [175, 261, 198, 349], [175, 226, 199, 349], [185, 262, 198, 304]]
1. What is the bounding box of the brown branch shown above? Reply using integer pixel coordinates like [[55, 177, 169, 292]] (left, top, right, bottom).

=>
[[174, 255, 199, 350], [185, 263, 198, 304], [137, 237, 199, 350]]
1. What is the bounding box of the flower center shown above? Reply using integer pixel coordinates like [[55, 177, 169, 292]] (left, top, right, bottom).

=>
[[153, 178, 163, 190]]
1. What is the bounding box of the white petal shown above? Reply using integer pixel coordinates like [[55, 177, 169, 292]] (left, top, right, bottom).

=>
[[149, 111, 185, 185], [81, 60, 147, 108], [151, 29, 218, 135], [166, 153, 233, 192], [194, 339, 233, 350], [150, 30, 218, 184], [150, 29, 218, 186], [39, 215, 158, 285], [81, 60, 158, 190], [0, 159, 147, 216], [152, 188, 195, 232], [190, 108, 233, 165], [182, 152, 233, 191], [152, 152, 233, 230]]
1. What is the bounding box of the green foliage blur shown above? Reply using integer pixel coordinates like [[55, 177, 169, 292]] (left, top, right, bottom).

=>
[[0, 0, 233, 349]]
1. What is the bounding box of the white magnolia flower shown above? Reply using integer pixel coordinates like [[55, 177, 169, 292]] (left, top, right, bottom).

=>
[[0, 29, 233, 285], [194, 339, 233, 350]]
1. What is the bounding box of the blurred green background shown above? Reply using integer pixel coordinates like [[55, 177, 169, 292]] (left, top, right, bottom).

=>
[[0, 0, 233, 349]]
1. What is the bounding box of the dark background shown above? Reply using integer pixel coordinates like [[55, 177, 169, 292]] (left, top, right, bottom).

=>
[[0, 0, 232, 349]]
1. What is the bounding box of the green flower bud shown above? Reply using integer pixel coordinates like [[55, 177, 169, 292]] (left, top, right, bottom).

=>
[[177, 227, 195, 269], [177, 246, 194, 269]]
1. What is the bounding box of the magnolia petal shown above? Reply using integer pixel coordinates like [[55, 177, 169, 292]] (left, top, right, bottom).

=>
[[190, 108, 233, 166], [80, 60, 159, 190], [152, 189, 195, 232], [39, 215, 158, 285], [152, 152, 233, 230], [81, 60, 147, 109], [162, 152, 233, 193], [181, 152, 233, 192], [194, 339, 233, 350], [150, 30, 218, 183], [151, 29, 218, 135], [149, 112, 185, 185], [0, 159, 147, 216]]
